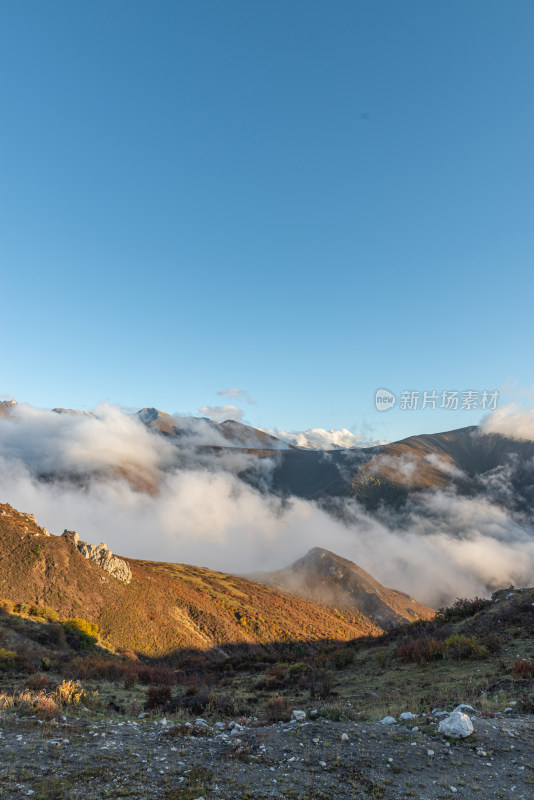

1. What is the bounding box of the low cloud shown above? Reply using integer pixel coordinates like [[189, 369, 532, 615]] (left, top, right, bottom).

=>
[[198, 405, 243, 423], [481, 403, 534, 442], [262, 427, 385, 450]]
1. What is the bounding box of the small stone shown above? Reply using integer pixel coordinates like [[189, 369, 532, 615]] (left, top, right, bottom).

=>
[[292, 710, 306, 722], [399, 712, 417, 721], [319, 760, 327, 767], [381, 716, 397, 725], [341, 733, 349, 742]]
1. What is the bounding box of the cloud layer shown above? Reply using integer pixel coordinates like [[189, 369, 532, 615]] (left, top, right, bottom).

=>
[[0, 402, 533, 608]]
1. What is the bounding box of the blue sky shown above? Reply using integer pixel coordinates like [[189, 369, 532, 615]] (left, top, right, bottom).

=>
[[1, 0, 533, 443]]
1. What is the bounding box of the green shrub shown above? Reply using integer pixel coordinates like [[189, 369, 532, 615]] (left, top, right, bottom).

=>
[[0, 648, 17, 671], [444, 634, 487, 660], [332, 647, 355, 670], [436, 597, 490, 624]]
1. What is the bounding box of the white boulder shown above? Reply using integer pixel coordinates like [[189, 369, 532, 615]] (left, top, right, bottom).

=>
[[438, 711, 474, 738]]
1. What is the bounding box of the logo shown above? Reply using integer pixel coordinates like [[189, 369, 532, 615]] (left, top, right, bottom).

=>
[[375, 388, 396, 411]]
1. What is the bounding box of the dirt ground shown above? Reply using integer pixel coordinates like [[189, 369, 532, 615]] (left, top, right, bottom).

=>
[[1, 707, 533, 800]]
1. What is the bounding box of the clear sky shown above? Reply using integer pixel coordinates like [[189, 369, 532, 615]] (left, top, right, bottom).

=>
[[1, 0, 533, 443]]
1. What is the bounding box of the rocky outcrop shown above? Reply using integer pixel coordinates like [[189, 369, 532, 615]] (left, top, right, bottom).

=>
[[62, 530, 132, 584]]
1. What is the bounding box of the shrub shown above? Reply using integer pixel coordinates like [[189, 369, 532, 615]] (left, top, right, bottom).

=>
[[397, 637, 444, 665], [36, 695, 58, 720], [27, 673, 51, 691], [511, 658, 534, 678], [55, 679, 85, 706], [436, 597, 490, 624], [263, 696, 288, 723], [483, 632, 502, 654], [0, 648, 18, 671], [29, 605, 60, 622], [332, 648, 355, 670], [444, 634, 487, 660], [136, 662, 175, 686], [0, 599, 13, 615], [123, 668, 139, 690], [62, 618, 99, 649], [145, 685, 172, 710]]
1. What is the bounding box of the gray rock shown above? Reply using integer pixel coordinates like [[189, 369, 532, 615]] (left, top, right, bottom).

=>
[[399, 712, 417, 721], [62, 530, 132, 583], [381, 716, 397, 725], [292, 710, 306, 722], [438, 711, 474, 738]]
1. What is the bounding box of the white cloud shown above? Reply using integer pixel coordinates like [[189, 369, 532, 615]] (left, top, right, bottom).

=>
[[481, 403, 534, 442], [198, 405, 243, 423], [262, 427, 385, 450]]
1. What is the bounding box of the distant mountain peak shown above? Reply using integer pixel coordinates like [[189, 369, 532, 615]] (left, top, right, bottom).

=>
[[253, 547, 435, 629], [137, 408, 171, 424]]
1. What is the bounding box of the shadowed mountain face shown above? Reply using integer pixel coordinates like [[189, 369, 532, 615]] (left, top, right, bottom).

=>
[[1, 504, 437, 655], [251, 547, 436, 628], [263, 427, 534, 512]]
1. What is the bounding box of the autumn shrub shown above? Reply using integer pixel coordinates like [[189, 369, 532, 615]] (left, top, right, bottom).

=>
[[511, 658, 534, 678], [123, 667, 139, 690], [396, 637, 444, 665], [55, 679, 85, 706], [0, 598, 13, 615], [62, 618, 99, 649], [444, 634, 487, 660], [28, 605, 59, 622], [263, 695, 288, 723], [136, 662, 175, 686], [144, 685, 172, 710], [36, 695, 58, 720], [27, 673, 51, 691]]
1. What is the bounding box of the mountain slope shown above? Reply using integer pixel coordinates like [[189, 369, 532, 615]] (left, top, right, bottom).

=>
[[0, 504, 404, 657], [252, 547, 435, 628]]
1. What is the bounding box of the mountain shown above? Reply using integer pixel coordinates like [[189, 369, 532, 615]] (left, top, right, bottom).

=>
[[0, 399, 16, 417], [136, 407, 293, 451], [0, 504, 435, 657], [251, 547, 435, 628], [263, 425, 534, 511]]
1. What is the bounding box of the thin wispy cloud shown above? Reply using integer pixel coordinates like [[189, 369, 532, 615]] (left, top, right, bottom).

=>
[[216, 388, 256, 405]]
